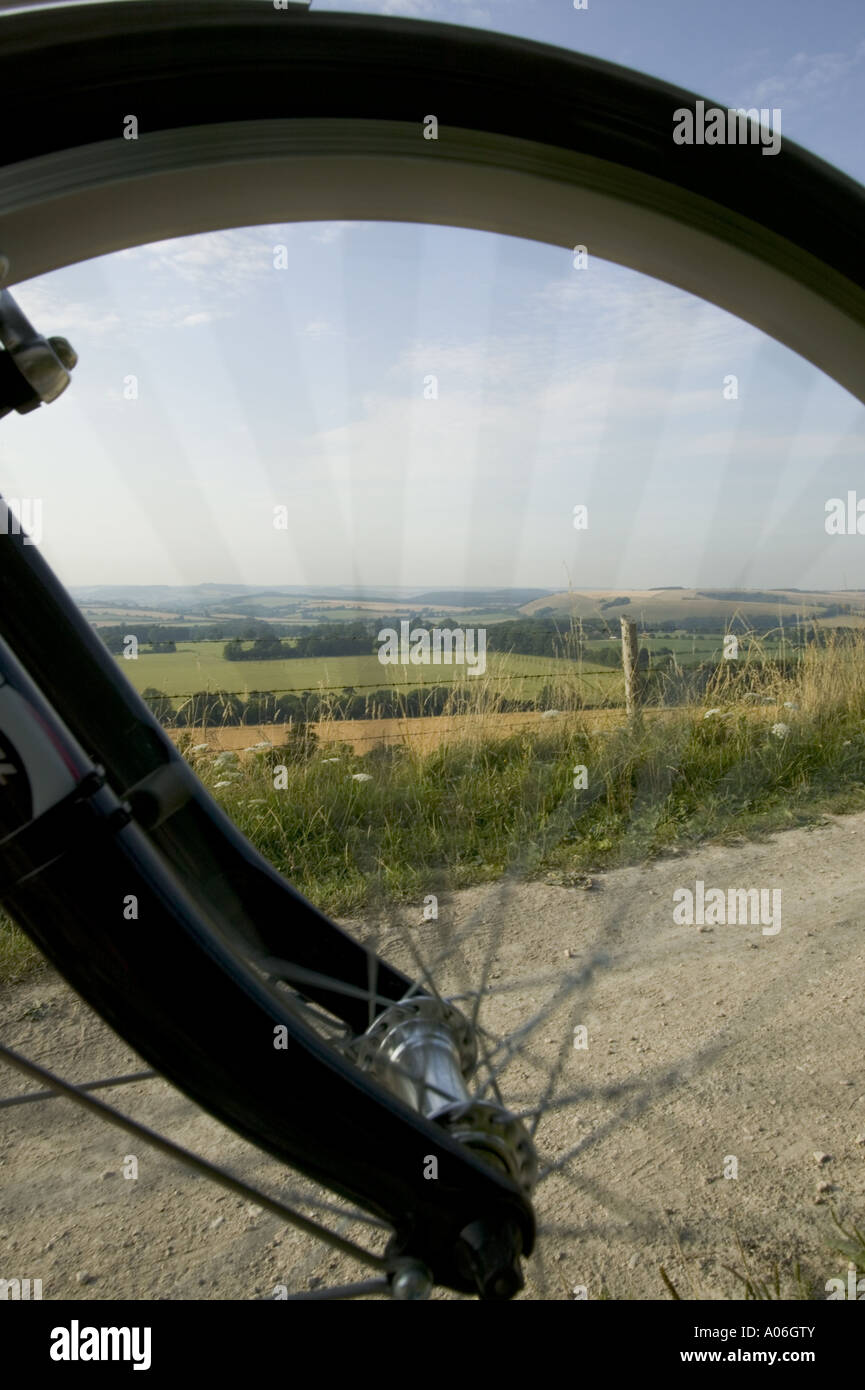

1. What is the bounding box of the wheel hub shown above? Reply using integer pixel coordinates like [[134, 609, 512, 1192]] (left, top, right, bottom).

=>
[[355, 997, 538, 1299]]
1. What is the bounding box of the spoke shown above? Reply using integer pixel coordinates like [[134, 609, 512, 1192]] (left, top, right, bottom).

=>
[[0, 1042, 385, 1271], [256, 956, 405, 1014], [367, 944, 378, 1033], [392, 926, 448, 1012], [0, 1067, 156, 1109], [266, 1187, 390, 1231], [274, 991, 353, 1042], [476, 954, 612, 1094], [280, 1278, 391, 1300], [370, 900, 509, 1108]]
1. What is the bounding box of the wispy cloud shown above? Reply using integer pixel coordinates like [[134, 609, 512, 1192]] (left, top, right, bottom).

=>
[[735, 38, 865, 114], [117, 228, 277, 288], [10, 284, 121, 339]]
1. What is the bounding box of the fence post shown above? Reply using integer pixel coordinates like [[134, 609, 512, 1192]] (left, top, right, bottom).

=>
[[620, 616, 642, 720]]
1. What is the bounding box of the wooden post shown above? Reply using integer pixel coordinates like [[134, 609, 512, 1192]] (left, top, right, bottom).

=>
[[621, 616, 641, 720]]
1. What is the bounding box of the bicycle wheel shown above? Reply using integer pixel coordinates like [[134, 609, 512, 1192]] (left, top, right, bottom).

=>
[[1, 1, 863, 1301]]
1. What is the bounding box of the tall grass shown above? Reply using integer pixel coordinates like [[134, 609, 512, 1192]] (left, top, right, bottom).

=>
[[3, 630, 865, 976], [177, 629, 865, 915]]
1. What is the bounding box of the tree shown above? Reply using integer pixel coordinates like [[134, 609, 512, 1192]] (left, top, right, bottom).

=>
[[141, 687, 174, 724]]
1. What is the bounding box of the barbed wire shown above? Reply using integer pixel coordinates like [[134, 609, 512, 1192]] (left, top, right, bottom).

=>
[[137, 669, 623, 701]]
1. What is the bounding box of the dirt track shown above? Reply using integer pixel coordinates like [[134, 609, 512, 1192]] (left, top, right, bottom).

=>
[[1, 812, 863, 1300]]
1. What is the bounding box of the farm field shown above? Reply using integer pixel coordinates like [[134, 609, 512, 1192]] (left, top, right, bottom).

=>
[[163, 697, 808, 755], [114, 643, 623, 703], [165, 705, 669, 753]]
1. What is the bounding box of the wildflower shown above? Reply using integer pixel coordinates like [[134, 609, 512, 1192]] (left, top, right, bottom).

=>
[[214, 780, 233, 788], [703, 708, 723, 719], [351, 773, 373, 782], [541, 710, 561, 718], [190, 743, 210, 753], [322, 757, 340, 763], [770, 722, 790, 738], [783, 701, 798, 710]]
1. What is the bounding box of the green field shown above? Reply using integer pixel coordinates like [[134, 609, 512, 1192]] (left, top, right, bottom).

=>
[[114, 642, 622, 704]]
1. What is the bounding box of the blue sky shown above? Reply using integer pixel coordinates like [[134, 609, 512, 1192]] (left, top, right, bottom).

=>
[[1, 0, 863, 593]]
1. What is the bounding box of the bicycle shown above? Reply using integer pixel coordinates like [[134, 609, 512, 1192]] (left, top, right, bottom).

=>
[[0, 1, 862, 1301]]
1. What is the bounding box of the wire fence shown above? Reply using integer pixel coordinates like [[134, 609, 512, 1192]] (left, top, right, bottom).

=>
[[136, 668, 623, 700]]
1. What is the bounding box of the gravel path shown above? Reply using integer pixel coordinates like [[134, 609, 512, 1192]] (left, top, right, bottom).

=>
[[1, 812, 863, 1300]]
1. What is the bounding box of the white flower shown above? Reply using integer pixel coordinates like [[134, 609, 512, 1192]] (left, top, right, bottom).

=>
[[351, 773, 373, 782], [541, 710, 561, 718], [322, 757, 341, 763], [214, 780, 233, 788], [771, 722, 790, 738], [783, 701, 798, 710], [191, 743, 210, 752], [703, 708, 723, 719], [213, 750, 239, 765]]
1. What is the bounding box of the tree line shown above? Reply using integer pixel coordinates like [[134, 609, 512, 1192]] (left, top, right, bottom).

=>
[[223, 623, 373, 661]]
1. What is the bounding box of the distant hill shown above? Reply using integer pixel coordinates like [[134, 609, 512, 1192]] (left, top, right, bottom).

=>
[[71, 584, 554, 614], [71, 583, 436, 613], [407, 589, 552, 608], [519, 588, 865, 626]]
